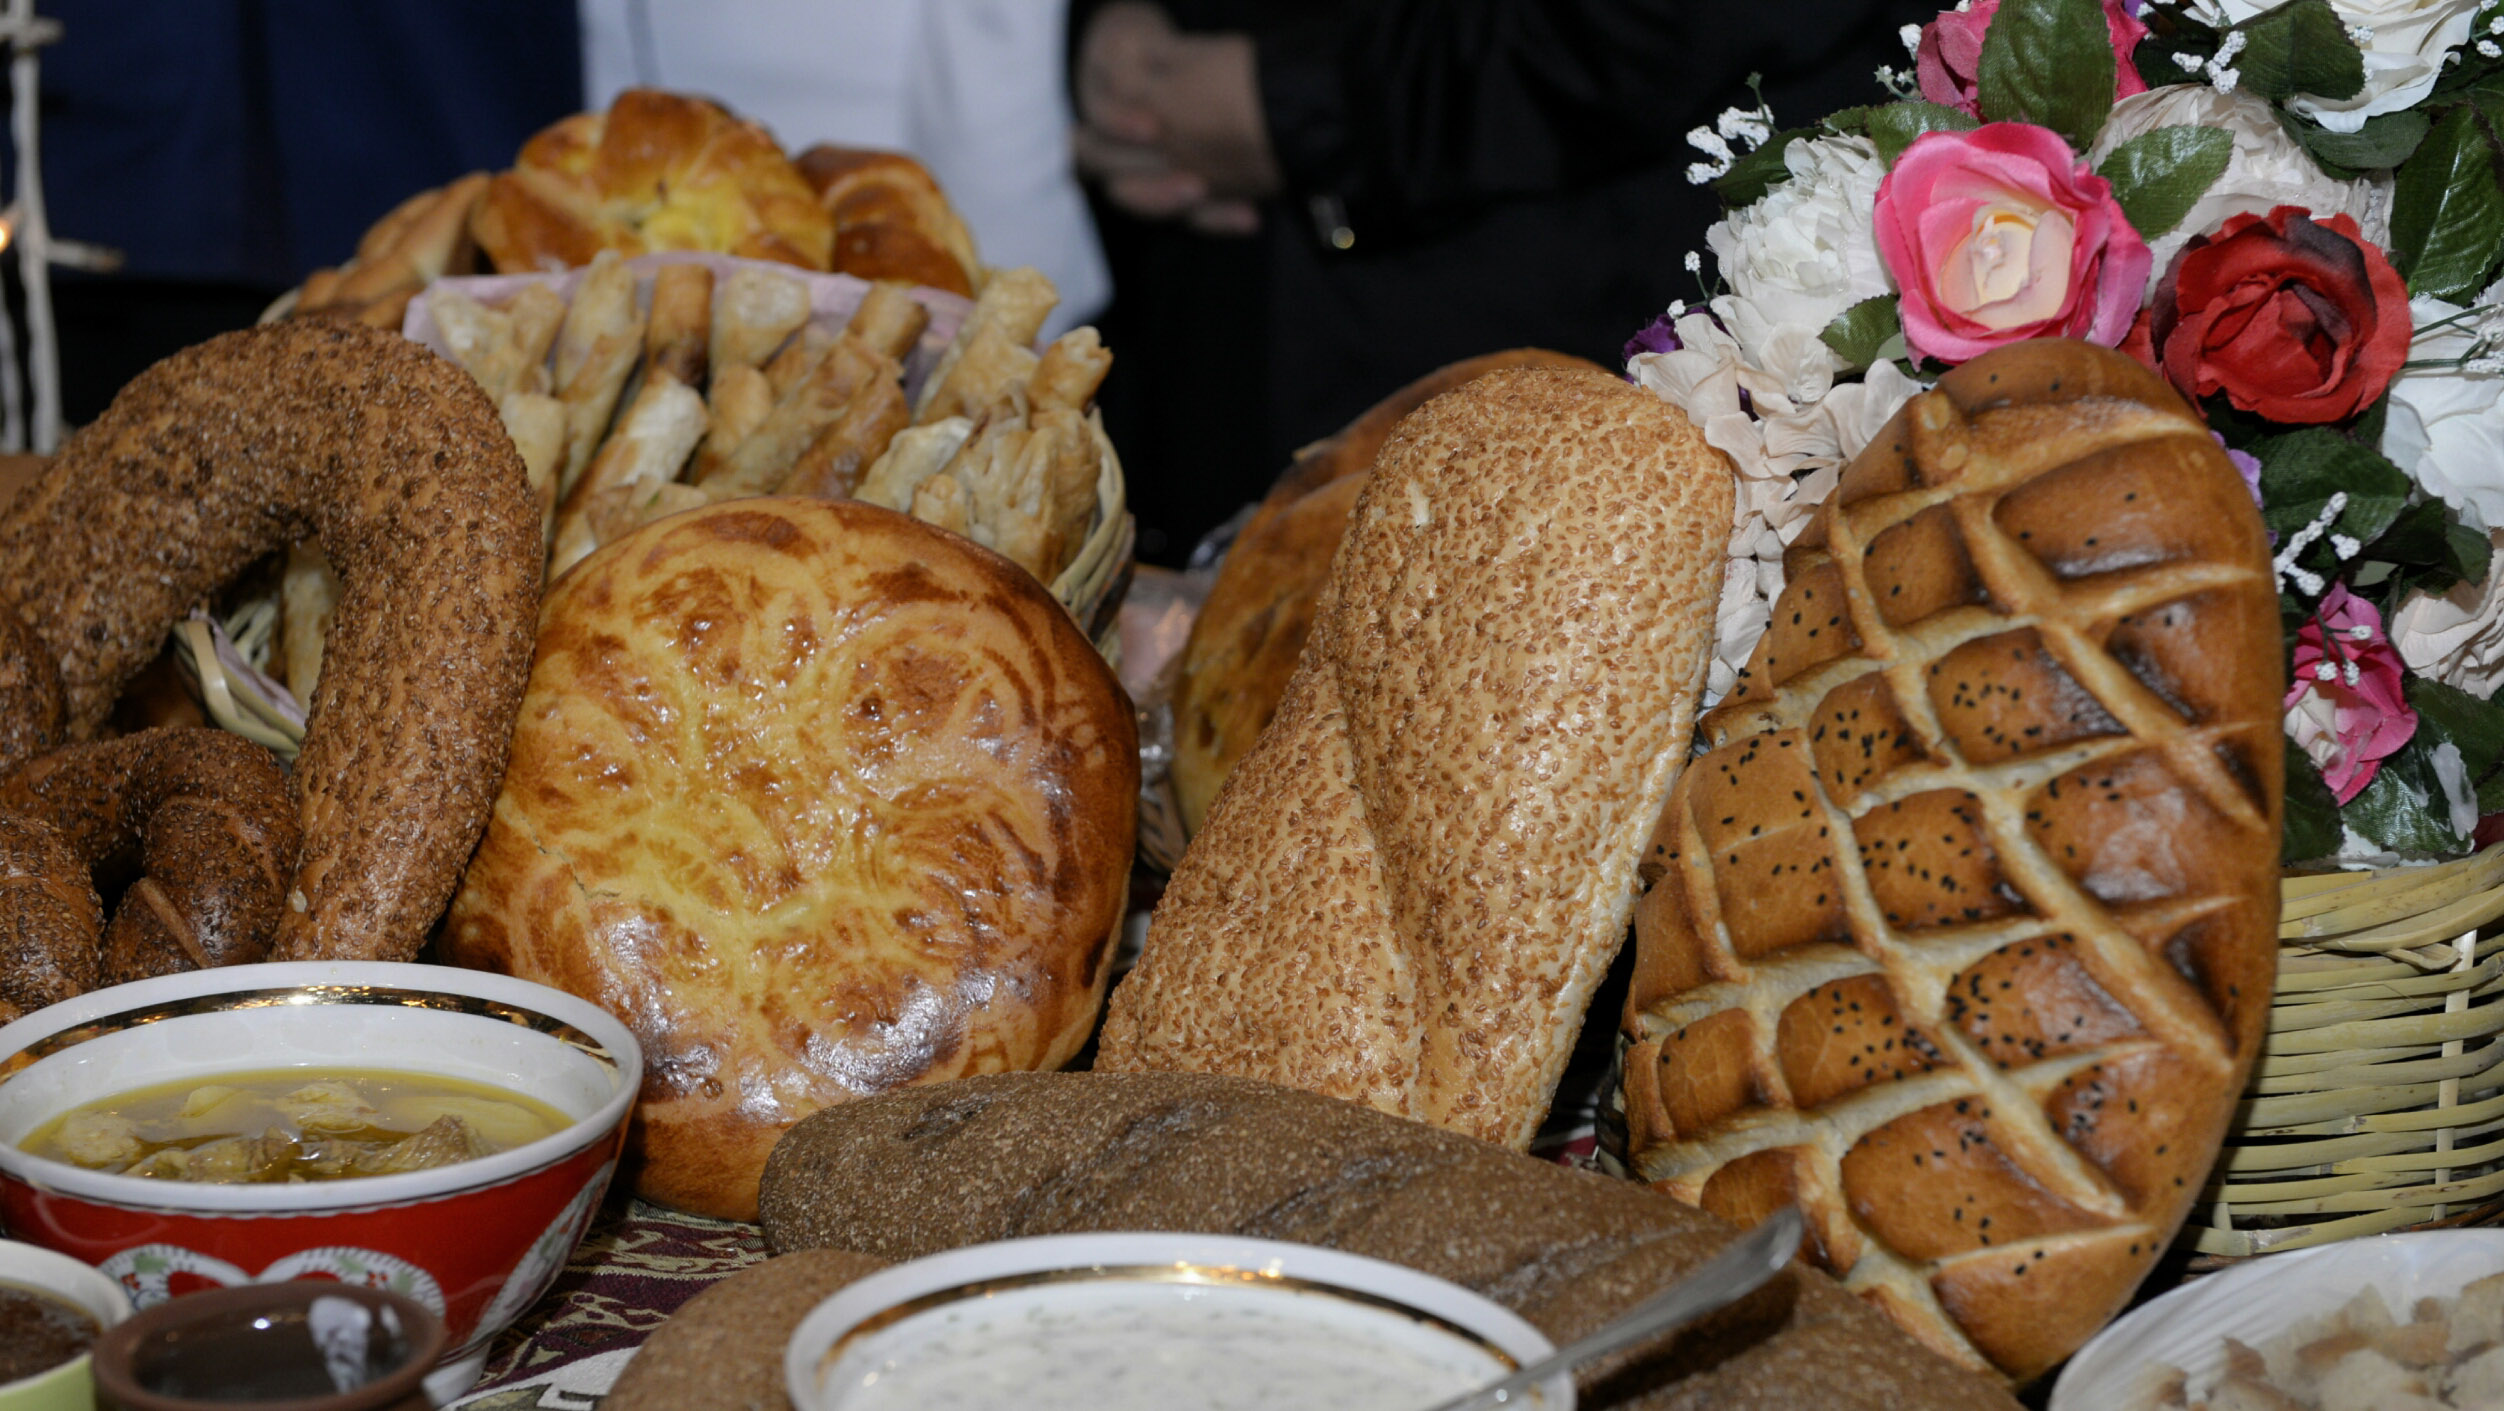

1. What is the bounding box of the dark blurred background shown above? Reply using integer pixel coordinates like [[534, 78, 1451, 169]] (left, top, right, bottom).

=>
[[27, 0, 1928, 563]]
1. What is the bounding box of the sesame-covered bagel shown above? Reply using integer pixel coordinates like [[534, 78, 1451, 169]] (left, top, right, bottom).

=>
[[1619, 339, 2283, 1381], [0, 728, 300, 988], [0, 320, 541, 962]]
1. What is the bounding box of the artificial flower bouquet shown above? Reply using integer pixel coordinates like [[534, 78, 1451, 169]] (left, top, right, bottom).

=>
[[1633, 0, 2504, 864]]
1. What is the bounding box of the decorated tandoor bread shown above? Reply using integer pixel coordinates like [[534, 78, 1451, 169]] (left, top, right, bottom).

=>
[[1100, 369, 1732, 1150], [1619, 339, 2283, 1381], [447, 498, 1136, 1222]]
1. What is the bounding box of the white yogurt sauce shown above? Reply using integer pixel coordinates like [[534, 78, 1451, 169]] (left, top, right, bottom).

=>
[[816, 1276, 1529, 1411]]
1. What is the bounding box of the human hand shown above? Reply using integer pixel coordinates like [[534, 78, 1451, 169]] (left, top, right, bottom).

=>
[[1073, 1, 1277, 233]]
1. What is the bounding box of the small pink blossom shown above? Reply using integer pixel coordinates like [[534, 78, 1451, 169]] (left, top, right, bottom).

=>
[[1916, 0, 2150, 120], [2285, 585, 2417, 805]]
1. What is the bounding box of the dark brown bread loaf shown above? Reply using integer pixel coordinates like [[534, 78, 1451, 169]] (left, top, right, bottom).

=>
[[605, 1249, 887, 1411], [756, 1070, 2020, 1411], [1620, 339, 2283, 1381]]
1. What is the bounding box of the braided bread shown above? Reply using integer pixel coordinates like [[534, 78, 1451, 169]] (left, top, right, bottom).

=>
[[472, 89, 834, 275], [1618, 339, 2283, 1380], [794, 146, 981, 297]]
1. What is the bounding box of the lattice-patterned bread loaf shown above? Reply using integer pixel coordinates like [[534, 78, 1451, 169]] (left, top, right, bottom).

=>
[[1102, 368, 1733, 1149], [1618, 339, 2282, 1381]]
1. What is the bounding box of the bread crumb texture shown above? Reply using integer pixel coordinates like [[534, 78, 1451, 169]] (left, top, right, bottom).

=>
[[1621, 340, 2284, 1382]]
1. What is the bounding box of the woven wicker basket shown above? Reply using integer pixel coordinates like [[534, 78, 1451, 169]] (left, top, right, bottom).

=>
[[2182, 845, 2504, 1263], [169, 414, 1134, 759]]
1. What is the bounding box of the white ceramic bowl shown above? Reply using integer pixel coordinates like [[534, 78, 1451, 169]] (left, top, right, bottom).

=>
[[0, 961, 643, 1404], [0, 1237, 130, 1411], [784, 1231, 1573, 1411], [2051, 1230, 2504, 1409]]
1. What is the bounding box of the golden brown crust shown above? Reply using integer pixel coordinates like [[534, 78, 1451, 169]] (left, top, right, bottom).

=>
[[446, 498, 1137, 1220], [0, 320, 543, 963], [1170, 473, 1363, 833], [755, 1071, 2022, 1411], [604, 1249, 888, 1411], [1170, 349, 1609, 834], [1100, 368, 1734, 1150], [794, 146, 981, 297], [0, 728, 300, 985], [473, 90, 835, 275], [1619, 339, 2283, 1381]]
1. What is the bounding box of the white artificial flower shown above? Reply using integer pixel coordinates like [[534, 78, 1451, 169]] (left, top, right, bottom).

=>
[[2088, 85, 2389, 287], [2180, 0, 2484, 131], [1630, 311, 1923, 703], [2386, 288, 2504, 530], [2396, 532, 2504, 697], [1703, 135, 1892, 386]]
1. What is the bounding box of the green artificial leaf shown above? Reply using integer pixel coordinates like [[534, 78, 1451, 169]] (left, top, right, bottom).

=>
[[2096, 126, 2234, 238], [2451, 518, 2495, 588], [1820, 106, 1880, 138], [2282, 738, 2345, 864], [1820, 296, 1903, 373], [2254, 427, 2415, 549], [2408, 677, 2504, 783], [1976, 0, 2119, 149], [2232, 0, 2368, 103], [2353, 393, 2389, 451], [2342, 734, 2470, 857], [2466, 72, 2504, 126], [1713, 127, 1818, 207], [1866, 102, 1982, 166], [2389, 104, 2504, 301], [2351, 502, 2467, 609], [2285, 107, 2433, 177]]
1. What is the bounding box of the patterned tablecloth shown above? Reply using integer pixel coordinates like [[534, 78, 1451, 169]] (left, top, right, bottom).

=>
[[444, 1049, 1618, 1407], [447, 1198, 767, 1409]]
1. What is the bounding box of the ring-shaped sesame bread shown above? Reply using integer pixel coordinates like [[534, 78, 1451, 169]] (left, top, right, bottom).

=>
[[0, 319, 542, 965]]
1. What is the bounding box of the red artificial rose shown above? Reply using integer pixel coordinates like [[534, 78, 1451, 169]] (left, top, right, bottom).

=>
[[2125, 206, 2411, 424]]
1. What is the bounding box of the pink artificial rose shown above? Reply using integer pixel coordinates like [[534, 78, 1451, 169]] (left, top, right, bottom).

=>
[[1873, 123, 2153, 365], [1916, 0, 2150, 119], [2285, 585, 2417, 805]]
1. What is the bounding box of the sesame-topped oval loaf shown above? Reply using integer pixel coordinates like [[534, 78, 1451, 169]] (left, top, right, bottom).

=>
[[1619, 339, 2284, 1383]]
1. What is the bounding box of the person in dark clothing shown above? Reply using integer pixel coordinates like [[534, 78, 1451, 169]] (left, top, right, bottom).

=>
[[1070, 0, 1934, 564], [32, 1, 580, 425]]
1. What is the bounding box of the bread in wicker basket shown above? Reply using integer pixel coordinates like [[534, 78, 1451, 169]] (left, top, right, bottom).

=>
[[1618, 339, 2285, 1381]]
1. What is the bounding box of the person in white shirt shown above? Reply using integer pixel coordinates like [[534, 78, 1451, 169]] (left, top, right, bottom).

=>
[[578, 0, 1111, 335]]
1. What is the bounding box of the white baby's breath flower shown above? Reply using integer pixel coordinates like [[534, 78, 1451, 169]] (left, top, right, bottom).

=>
[[2385, 287, 2504, 531], [2089, 85, 2388, 286], [1702, 135, 1891, 389], [2182, 0, 2484, 131]]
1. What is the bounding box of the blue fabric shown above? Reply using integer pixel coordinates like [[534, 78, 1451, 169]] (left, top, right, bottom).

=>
[[36, 0, 580, 285]]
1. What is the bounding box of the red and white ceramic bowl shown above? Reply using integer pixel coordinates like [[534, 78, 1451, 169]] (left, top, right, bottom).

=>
[[0, 962, 641, 1403]]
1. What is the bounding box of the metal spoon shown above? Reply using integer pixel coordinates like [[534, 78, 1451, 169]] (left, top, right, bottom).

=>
[[1420, 1206, 1808, 1411]]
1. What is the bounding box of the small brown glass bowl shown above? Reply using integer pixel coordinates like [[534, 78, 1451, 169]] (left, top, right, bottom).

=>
[[91, 1282, 444, 1411]]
